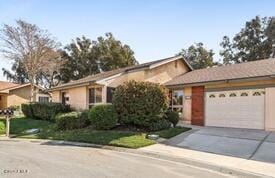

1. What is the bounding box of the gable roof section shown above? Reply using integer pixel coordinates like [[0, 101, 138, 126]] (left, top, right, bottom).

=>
[[0, 82, 46, 94], [0, 81, 20, 91], [165, 58, 275, 87], [48, 55, 192, 91]]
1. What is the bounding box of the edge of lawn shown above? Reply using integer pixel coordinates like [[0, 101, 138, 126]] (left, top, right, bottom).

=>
[[1, 117, 191, 149]]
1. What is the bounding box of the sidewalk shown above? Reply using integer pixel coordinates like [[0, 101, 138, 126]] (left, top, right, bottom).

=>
[[139, 143, 275, 178]]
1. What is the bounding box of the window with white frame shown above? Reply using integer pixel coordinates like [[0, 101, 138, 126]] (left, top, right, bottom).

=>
[[38, 96, 49, 103], [171, 90, 184, 116], [89, 87, 102, 106]]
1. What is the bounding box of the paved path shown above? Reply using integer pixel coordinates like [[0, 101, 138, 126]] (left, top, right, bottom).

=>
[[0, 139, 233, 178], [165, 127, 275, 162]]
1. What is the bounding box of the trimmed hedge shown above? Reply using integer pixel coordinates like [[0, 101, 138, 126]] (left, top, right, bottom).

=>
[[21, 104, 34, 118], [21, 102, 70, 121], [113, 81, 169, 129], [55, 112, 90, 130], [165, 110, 180, 127], [89, 105, 118, 130]]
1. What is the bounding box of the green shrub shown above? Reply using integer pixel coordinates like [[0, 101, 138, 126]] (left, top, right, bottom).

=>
[[32, 102, 68, 121], [22, 102, 69, 121], [55, 112, 90, 130], [21, 104, 34, 118], [80, 109, 90, 121], [113, 81, 169, 129], [89, 105, 118, 130], [148, 119, 171, 131], [165, 110, 180, 127]]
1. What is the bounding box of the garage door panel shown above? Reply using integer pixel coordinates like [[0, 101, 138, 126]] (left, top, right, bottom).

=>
[[205, 89, 265, 130]]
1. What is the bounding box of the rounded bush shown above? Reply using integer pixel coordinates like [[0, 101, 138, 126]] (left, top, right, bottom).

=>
[[148, 119, 171, 131], [113, 81, 169, 128], [89, 105, 118, 130], [55, 112, 90, 130], [165, 110, 180, 127]]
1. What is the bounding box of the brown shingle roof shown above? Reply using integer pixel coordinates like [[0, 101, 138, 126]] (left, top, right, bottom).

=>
[[0, 81, 20, 91], [49, 55, 192, 91], [165, 59, 275, 86]]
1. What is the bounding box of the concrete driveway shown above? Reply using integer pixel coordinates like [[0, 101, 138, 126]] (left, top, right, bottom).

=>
[[165, 127, 275, 163]]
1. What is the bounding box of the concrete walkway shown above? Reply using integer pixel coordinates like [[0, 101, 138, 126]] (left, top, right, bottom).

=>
[[139, 142, 275, 178], [165, 126, 275, 162]]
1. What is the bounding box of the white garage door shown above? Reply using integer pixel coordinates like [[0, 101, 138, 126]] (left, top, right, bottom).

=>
[[205, 89, 265, 129]]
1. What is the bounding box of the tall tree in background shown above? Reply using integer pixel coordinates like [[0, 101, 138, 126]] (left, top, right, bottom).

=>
[[220, 16, 275, 64], [0, 20, 62, 100], [93, 33, 137, 71], [2, 61, 28, 84], [178, 43, 217, 69], [60, 36, 99, 83], [60, 33, 137, 83]]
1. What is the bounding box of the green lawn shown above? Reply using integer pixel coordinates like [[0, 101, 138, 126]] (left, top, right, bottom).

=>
[[152, 127, 191, 139], [1, 117, 190, 149]]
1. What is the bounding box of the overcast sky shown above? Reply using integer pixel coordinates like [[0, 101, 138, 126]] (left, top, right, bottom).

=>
[[0, 0, 274, 81]]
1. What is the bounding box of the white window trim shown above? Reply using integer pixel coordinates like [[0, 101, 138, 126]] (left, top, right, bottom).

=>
[[88, 87, 103, 106]]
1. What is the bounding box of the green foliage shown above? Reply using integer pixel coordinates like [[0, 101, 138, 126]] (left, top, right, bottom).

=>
[[9, 105, 20, 111], [178, 43, 217, 69], [220, 16, 275, 64], [148, 119, 171, 131], [22, 103, 69, 121], [79, 109, 90, 121], [60, 33, 138, 83], [165, 110, 180, 127], [152, 127, 191, 139], [55, 112, 90, 130], [21, 104, 34, 118], [113, 81, 169, 129], [89, 105, 118, 130]]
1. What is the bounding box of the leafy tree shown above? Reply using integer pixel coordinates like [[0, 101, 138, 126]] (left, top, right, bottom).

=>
[[0, 20, 62, 100], [220, 16, 275, 64], [93, 33, 137, 71], [60, 36, 99, 83], [178, 43, 217, 69], [2, 60, 28, 84], [60, 33, 137, 83]]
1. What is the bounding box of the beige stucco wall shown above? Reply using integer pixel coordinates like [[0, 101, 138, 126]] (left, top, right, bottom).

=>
[[6, 86, 31, 108], [265, 87, 275, 131], [183, 87, 192, 122], [106, 70, 145, 88], [0, 94, 8, 109], [51, 59, 190, 110], [51, 84, 107, 111], [0, 86, 50, 109], [145, 60, 189, 84], [106, 59, 189, 88], [64, 86, 88, 111], [51, 91, 61, 103]]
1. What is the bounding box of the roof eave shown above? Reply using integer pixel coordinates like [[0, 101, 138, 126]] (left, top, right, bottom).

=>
[[165, 75, 275, 89]]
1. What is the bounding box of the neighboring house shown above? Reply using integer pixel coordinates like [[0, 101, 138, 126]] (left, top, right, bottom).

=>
[[0, 81, 50, 110], [48, 55, 192, 110], [165, 59, 275, 131]]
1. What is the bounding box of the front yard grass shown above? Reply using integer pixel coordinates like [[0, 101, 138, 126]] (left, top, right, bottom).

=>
[[152, 127, 191, 139], [1, 117, 190, 149]]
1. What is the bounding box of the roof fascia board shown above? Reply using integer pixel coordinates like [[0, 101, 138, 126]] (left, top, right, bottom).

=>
[[47, 82, 91, 92], [149, 56, 182, 69], [149, 56, 193, 71], [166, 75, 275, 89], [96, 73, 124, 85]]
